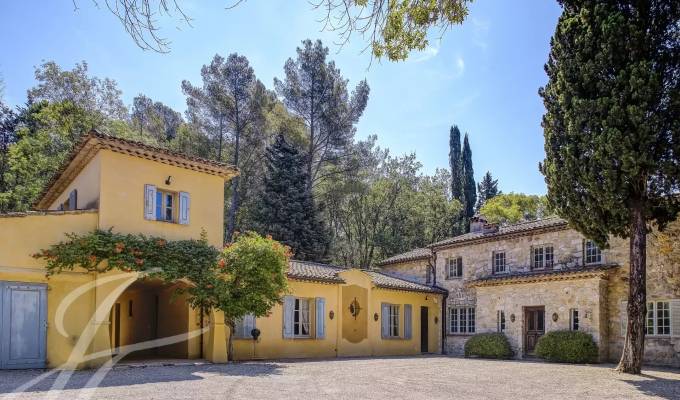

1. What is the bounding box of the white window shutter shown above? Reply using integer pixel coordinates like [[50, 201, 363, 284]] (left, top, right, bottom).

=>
[[620, 301, 628, 337], [404, 304, 412, 339], [381, 303, 389, 339], [315, 297, 325, 339], [283, 296, 294, 339], [144, 184, 157, 220], [179, 191, 190, 225], [671, 299, 680, 337]]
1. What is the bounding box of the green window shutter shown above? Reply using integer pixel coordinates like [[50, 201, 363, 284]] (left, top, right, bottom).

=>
[[381, 303, 389, 339], [404, 304, 412, 339], [283, 296, 294, 339], [315, 297, 325, 339], [671, 299, 680, 337], [620, 301, 628, 337], [144, 184, 157, 220], [178, 191, 190, 225]]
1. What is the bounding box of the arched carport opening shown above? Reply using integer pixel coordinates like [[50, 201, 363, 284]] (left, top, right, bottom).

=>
[[108, 278, 202, 363]]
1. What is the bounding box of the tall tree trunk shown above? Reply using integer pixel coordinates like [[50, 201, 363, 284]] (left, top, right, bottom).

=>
[[616, 203, 647, 374], [227, 320, 235, 362], [226, 127, 241, 242]]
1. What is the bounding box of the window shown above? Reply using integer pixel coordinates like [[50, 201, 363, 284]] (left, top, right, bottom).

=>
[[646, 301, 670, 336], [293, 298, 311, 337], [493, 251, 506, 274], [584, 240, 602, 264], [497, 310, 506, 333], [156, 190, 175, 222], [426, 266, 432, 284], [234, 314, 256, 339], [532, 245, 554, 270], [387, 304, 400, 337], [570, 309, 579, 331], [446, 257, 463, 279], [449, 307, 475, 334]]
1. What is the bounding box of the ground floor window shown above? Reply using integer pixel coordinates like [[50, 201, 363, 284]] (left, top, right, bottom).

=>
[[646, 301, 670, 336], [450, 307, 475, 334], [234, 314, 256, 339], [497, 310, 505, 332], [570, 309, 579, 331], [388, 304, 400, 337], [294, 298, 311, 337]]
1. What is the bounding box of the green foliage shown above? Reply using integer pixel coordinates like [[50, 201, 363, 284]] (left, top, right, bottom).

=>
[[251, 134, 329, 260], [539, 0, 680, 248], [476, 171, 500, 211], [464, 333, 513, 359], [449, 126, 463, 203], [33, 229, 289, 318], [461, 133, 476, 225], [535, 330, 599, 364], [479, 193, 550, 225]]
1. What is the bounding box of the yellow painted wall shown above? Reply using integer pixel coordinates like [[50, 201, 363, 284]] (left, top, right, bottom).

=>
[[48, 152, 102, 211], [232, 270, 443, 361], [98, 150, 225, 247]]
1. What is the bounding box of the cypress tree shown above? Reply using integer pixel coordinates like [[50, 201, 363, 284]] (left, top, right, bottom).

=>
[[449, 125, 463, 202], [540, 0, 680, 374], [462, 133, 476, 226], [476, 171, 500, 211], [252, 134, 328, 260]]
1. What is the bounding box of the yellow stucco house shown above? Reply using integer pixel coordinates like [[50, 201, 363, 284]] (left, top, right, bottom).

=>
[[0, 131, 443, 370]]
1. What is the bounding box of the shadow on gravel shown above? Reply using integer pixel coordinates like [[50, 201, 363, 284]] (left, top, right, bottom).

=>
[[621, 373, 680, 400], [0, 362, 283, 394]]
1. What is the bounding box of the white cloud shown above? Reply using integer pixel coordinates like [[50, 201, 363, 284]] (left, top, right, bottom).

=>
[[410, 43, 440, 63], [471, 17, 490, 50], [453, 56, 465, 78]]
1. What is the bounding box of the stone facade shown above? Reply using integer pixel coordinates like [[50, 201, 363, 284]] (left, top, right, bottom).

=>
[[380, 218, 680, 367]]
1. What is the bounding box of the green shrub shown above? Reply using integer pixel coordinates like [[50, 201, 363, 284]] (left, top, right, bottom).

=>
[[535, 330, 599, 363], [464, 333, 513, 359]]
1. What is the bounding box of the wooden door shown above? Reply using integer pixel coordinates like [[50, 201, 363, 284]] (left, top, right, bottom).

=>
[[524, 306, 545, 354], [420, 306, 429, 353]]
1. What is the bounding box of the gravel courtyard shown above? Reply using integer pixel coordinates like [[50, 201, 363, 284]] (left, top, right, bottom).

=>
[[0, 356, 678, 400]]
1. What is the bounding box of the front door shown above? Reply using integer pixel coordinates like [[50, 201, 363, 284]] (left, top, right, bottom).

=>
[[0, 282, 48, 369], [524, 306, 545, 355], [420, 306, 429, 353]]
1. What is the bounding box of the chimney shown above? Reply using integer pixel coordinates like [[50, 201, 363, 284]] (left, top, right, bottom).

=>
[[470, 215, 487, 233]]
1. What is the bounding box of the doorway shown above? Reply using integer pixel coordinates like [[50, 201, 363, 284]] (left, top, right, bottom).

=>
[[420, 306, 429, 353], [524, 306, 545, 355]]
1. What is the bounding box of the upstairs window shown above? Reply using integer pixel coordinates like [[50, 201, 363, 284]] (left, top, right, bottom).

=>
[[446, 257, 463, 279], [493, 251, 506, 274], [156, 190, 175, 222], [584, 240, 602, 264], [532, 245, 554, 270]]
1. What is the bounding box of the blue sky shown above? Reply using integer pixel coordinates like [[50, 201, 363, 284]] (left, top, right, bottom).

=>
[[0, 1, 562, 195]]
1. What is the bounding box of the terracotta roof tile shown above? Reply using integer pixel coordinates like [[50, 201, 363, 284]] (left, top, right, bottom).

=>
[[287, 260, 347, 283], [365, 271, 446, 294], [377, 248, 431, 266], [467, 263, 619, 287]]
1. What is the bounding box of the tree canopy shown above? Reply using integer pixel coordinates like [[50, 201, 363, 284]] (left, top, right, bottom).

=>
[[479, 193, 550, 225]]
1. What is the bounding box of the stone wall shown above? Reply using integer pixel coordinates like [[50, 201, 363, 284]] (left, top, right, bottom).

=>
[[474, 277, 608, 359], [379, 258, 430, 284]]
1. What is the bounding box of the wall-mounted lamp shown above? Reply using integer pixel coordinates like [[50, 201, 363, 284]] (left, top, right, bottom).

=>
[[329, 310, 335, 320], [552, 312, 559, 322], [373, 312, 379, 321], [165, 176, 173, 185], [510, 314, 516, 323]]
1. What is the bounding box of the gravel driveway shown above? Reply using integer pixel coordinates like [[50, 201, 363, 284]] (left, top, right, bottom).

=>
[[0, 356, 678, 400]]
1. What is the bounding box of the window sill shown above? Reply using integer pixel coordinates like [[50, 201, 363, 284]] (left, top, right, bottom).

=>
[[447, 333, 475, 337], [445, 277, 462, 280], [645, 335, 672, 339], [382, 336, 407, 340]]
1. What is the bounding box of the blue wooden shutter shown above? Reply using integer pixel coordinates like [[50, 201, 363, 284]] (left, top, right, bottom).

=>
[[179, 192, 190, 225], [283, 296, 294, 339], [144, 184, 157, 220], [404, 304, 412, 339], [1, 283, 47, 369], [68, 189, 78, 210], [670, 300, 680, 337], [315, 297, 325, 339], [381, 303, 389, 338]]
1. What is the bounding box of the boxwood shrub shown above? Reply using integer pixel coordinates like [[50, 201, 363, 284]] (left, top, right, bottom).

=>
[[535, 330, 599, 363], [464, 333, 513, 359]]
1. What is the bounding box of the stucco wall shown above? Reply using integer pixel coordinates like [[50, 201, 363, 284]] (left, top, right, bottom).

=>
[[48, 152, 102, 211]]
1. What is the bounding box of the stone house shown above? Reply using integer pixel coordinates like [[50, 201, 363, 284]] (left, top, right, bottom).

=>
[[378, 216, 680, 367]]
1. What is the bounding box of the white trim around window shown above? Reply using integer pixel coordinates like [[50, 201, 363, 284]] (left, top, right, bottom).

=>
[[584, 240, 602, 265], [646, 301, 671, 336], [449, 307, 475, 335], [446, 257, 463, 279], [493, 251, 506, 274]]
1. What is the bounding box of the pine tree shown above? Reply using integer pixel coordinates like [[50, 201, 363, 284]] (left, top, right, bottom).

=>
[[252, 134, 328, 260], [476, 171, 500, 211], [540, 0, 680, 374], [462, 133, 476, 227], [449, 125, 463, 202]]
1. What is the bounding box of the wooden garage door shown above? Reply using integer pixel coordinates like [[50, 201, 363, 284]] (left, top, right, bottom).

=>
[[0, 282, 47, 369]]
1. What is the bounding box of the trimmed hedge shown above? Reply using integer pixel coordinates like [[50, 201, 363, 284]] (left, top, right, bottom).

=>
[[464, 333, 513, 359], [535, 330, 599, 363]]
